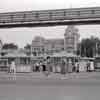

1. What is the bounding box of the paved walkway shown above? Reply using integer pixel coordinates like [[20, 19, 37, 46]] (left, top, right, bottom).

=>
[[0, 72, 100, 80]]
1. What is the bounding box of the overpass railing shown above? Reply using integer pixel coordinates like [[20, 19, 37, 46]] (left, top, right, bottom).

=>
[[0, 7, 100, 25]]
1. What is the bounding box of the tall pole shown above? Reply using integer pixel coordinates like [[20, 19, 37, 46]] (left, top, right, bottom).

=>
[[96, 42, 98, 57], [30, 44, 33, 65], [92, 46, 95, 57], [80, 44, 81, 57], [84, 47, 86, 57]]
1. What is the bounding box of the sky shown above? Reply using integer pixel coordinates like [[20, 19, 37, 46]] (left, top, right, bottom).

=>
[[0, 0, 100, 48]]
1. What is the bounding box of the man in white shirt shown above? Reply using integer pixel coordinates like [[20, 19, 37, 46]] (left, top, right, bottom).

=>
[[90, 61, 94, 72], [10, 61, 16, 80]]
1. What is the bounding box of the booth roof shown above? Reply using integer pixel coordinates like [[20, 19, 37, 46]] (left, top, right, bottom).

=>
[[3, 52, 29, 58], [31, 54, 50, 60], [52, 51, 77, 57]]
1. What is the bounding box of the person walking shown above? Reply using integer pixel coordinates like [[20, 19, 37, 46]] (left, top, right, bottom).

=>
[[68, 59, 73, 73], [73, 62, 76, 72], [87, 61, 90, 72], [61, 58, 67, 78], [42, 59, 46, 72], [76, 62, 79, 73], [45, 56, 51, 77], [10, 61, 16, 80], [35, 62, 40, 72], [39, 61, 43, 72], [90, 61, 94, 72]]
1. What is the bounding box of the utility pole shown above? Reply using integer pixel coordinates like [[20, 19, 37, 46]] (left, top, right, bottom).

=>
[[92, 46, 95, 57], [80, 44, 81, 57], [96, 42, 98, 57], [84, 47, 87, 57], [30, 43, 33, 65]]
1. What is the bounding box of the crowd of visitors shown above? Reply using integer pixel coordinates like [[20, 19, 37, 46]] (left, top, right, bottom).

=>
[[32, 56, 95, 77], [7, 56, 95, 79]]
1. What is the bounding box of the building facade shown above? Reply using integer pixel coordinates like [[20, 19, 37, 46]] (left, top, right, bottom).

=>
[[31, 25, 80, 56], [64, 25, 80, 53]]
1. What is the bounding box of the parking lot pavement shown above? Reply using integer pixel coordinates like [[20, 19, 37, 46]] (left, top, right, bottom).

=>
[[0, 72, 100, 81]]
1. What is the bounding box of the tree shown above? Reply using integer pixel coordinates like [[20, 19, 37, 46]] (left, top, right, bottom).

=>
[[24, 44, 31, 50], [2, 43, 18, 50], [77, 36, 100, 57]]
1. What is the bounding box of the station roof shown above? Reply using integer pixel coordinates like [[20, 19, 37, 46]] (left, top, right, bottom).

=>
[[2, 51, 30, 58], [52, 51, 78, 58]]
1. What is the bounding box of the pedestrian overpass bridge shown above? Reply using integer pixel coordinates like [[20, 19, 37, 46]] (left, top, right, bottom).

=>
[[0, 7, 100, 28]]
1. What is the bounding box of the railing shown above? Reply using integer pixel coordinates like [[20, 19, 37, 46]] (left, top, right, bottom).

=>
[[0, 7, 100, 24]]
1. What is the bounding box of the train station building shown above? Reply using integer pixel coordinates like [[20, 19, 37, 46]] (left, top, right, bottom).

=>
[[31, 25, 80, 56]]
